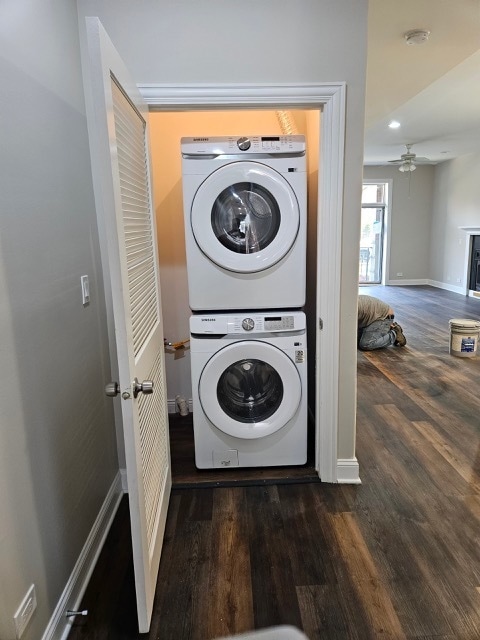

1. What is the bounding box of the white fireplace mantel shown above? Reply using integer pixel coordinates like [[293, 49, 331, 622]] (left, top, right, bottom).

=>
[[459, 226, 480, 234]]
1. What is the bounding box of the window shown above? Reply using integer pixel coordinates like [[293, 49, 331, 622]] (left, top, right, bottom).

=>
[[359, 182, 388, 284]]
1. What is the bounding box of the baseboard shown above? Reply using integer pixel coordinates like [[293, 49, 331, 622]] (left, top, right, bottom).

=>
[[386, 279, 428, 286], [336, 458, 361, 484], [385, 279, 467, 296], [167, 398, 193, 415], [428, 279, 465, 295], [41, 472, 124, 640]]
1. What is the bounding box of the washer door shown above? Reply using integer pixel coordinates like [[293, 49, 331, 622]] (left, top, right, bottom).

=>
[[191, 162, 300, 273], [199, 341, 301, 439]]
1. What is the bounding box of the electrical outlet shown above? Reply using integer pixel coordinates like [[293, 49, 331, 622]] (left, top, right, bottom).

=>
[[13, 584, 36, 639], [396, 272, 403, 277], [456, 278, 461, 283]]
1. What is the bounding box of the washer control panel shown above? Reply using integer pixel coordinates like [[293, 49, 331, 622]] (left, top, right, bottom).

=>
[[233, 315, 296, 333], [190, 312, 305, 334]]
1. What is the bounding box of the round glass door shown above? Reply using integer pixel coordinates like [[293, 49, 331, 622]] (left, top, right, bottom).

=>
[[217, 358, 283, 423], [212, 183, 281, 255], [199, 341, 301, 439], [191, 162, 300, 273]]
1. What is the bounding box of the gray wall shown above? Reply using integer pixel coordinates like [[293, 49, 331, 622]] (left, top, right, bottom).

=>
[[78, 0, 369, 460], [430, 152, 480, 290], [365, 156, 480, 293], [0, 1, 118, 638], [0, 2, 369, 636], [363, 165, 434, 284]]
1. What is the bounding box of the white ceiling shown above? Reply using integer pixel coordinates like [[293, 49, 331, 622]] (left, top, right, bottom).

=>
[[364, 0, 480, 166]]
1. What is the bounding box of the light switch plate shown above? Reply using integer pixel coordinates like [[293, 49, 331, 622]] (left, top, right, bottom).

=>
[[81, 275, 90, 305]]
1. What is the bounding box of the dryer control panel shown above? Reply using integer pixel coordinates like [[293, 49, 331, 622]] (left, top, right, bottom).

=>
[[181, 135, 306, 156], [190, 311, 306, 334]]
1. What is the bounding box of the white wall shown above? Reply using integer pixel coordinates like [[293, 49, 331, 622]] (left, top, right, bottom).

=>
[[363, 165, 434, 284], [78, 0, 369, 461], [430, 152, 480, 291], [78, 0, 367, 88], [0, 2, 118, 638]]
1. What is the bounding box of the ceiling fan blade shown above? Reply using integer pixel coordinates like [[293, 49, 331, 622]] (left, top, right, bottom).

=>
[[386, 143, 434, 167]]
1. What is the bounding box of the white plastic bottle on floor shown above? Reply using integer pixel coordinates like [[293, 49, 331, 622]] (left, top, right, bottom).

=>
[[175, 395, 189, 416]]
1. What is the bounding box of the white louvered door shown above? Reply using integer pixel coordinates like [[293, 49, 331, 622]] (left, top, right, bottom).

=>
[[84, 18, 171, 633]]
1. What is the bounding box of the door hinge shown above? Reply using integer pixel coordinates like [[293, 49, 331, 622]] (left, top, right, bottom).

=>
[[319, 318, 324, 330]]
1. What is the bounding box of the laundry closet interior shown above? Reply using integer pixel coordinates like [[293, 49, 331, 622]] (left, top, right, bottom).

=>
[[149, 108, 321, 484]]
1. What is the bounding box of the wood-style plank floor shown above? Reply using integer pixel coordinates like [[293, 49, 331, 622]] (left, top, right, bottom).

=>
[[169, 414, 318, 488], [68, 286, 480, 640]]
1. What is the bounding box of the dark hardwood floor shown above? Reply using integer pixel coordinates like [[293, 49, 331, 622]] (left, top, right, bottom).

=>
[[69, 286, 480, 639], [169, 414, 318, 488]]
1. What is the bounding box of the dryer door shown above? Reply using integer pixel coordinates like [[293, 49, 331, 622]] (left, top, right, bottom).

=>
[[199, 340, 301, 439], [191, 162, 300, 273]]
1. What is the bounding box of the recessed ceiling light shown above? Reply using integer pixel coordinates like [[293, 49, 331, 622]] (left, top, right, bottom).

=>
[[388, 121, 401, 129]]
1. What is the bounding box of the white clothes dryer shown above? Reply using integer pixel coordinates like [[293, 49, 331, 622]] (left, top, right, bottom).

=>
[[190, 310, 307, 469], [181, 135, 307, 311]]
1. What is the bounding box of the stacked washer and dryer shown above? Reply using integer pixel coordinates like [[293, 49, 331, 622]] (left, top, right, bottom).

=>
[[181, 135, 308, 469]]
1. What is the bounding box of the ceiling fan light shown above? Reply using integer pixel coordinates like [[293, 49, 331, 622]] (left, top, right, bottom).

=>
[[399, 162, 416, 172]]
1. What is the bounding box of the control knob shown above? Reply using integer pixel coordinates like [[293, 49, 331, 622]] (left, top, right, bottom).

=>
[[242, 318, 255, 331], [237, 137, 251, 151]]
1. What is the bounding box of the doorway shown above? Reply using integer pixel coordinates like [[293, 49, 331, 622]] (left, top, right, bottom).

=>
[[128, 82, 348, 482]]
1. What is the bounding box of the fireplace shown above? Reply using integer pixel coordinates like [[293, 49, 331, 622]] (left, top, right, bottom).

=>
[[469, 235, 480, 292]]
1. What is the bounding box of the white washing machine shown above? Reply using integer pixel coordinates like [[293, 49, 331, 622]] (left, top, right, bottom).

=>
[[181, 135, 307, 311], [190, 310, 308, 469]]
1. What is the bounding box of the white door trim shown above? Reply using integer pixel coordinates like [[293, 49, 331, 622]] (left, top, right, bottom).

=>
[[139, 82, 346, 483]]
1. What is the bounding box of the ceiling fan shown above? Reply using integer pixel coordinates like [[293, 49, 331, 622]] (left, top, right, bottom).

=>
[[388, 144, 431, 172]]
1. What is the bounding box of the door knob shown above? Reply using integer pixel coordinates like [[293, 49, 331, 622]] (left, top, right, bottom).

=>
[[133, 378, 154, 398], [105, 382, 119, 397]]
